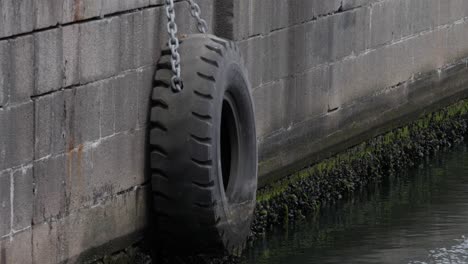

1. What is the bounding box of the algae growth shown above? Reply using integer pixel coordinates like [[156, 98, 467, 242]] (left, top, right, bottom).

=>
[[251, 99, 468, 237]]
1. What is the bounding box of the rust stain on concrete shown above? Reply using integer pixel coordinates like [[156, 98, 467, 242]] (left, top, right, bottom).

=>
[[77, 144, 83, 180], [74, 0, 82, 21]]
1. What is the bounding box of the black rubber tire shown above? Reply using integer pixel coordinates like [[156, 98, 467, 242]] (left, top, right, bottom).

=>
[[150, 34, 258, 256]]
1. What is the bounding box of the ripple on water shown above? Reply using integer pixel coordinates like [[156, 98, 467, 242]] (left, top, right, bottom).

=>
[[410, 236, 468, 264], [244, 144, 468, 264]]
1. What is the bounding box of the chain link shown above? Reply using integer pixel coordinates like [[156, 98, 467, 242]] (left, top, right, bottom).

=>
[[165, 0, 208, 92], [187, 0, 208, 34], [165, 0, 182, 91]]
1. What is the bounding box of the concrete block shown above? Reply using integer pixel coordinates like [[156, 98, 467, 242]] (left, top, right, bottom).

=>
[[436, 0, 467, 27], [443, 20, 468, 66], [66, 143, 94, 211], [114, 72, 138, 133], [330, 54, 371, 108], [32, 186, 148, 264], [120, 12, 141, 71], [313, 0, 343, 17], [238, 36, 265, 88], [90, 131, 146, 200], [33, 154, 67, 224], [293, 0, 316, 24], [452, 20, 468, 61], [269, 1, 290, 32], [63, 0, 102, 23], [34, 91, 68, 159], [149, 0, 164, 5], [0, 103, 34, 171], [119, 0, 148, 12], [291, 24, 307, 74], [79, 17, 121, 83], [34, 0, 62, 29], [102, 0, 121, 15], [99, 79, 115, 138], [0, 0, 33, 38], [249, 0, 271, 36], [0, 170, 10, 237], [34, 28, 64, 95], [86, 140, 117, 203], [410, 28, 445, 74], [240, 0, 355, 38], [0, 2, 14, 36], [63, 25, 80, 87], [408, 0, 437, 36], [137, 67, 156, 128], [69, 83, 102, 146], [35, 83, 101, 156], [294, 66, 330, 123], [330, 7, 370, 61], [262, 25, 305, 83], [304, 17, 331, 70], [392, 0, 411, 43], [370, 1, 396, 47], [12, 166, 33, 230], [330, 36, 415, 107], [342, 0, 375, 10], [31, 220, 62, 264], [253, 79, 295, 138], [372, 0, 439, 48], [141, 8, 164, 67], [230, 0, 250, 40], [0, 229, 33, 264], [10, 35, 34, 103], [0, 40, 9, 107]]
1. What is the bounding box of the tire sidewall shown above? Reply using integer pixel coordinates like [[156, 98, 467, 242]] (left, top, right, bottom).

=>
[[208, 41, 258, 248]]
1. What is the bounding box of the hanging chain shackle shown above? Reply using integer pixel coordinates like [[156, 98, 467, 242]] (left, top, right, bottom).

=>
[[165, 0, 208, 92]]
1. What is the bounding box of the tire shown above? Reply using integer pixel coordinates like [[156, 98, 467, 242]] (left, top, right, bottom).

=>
[[150, 34, 258, 256]]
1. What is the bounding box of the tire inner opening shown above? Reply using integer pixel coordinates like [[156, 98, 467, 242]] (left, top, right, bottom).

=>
[[220, 96, 239, 193]]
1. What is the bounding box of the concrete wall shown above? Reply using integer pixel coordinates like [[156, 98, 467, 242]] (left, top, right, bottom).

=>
[[226, 0, 468, 183], [1, 0, 468, 262], [0, 1, 215, 263]]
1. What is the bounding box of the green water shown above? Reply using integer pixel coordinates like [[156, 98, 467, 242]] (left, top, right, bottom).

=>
[[243, 143, 468, 264]]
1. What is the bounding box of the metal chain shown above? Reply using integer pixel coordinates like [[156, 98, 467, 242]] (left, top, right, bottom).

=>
[[165, 0, 182, 92], [164, 0, 208, 92], [187, 0, 208, 34]]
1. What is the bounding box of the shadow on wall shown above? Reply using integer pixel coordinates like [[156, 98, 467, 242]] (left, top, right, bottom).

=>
[[213, 0, 234, 39]]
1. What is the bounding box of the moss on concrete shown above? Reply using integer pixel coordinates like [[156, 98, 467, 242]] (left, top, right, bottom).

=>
[[251, 99, 468, 237]]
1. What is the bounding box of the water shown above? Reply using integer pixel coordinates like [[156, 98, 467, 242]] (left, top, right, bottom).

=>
[[243, 143, 468, 264]]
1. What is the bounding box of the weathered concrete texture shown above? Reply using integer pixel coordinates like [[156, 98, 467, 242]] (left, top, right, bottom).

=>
[[0, 41, 8, 106], [0, 228, 33, 264], [0, 185, 148, 264], [226, 0, 468, 182], [33, 186, 148, 264], [0, 1, 214, 262], [0, 0, 34, 38], [0, 170, 10, 237], [0, 0, 214, 38], [12, 166, 33, 231], [0, 103, 34, 171]]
